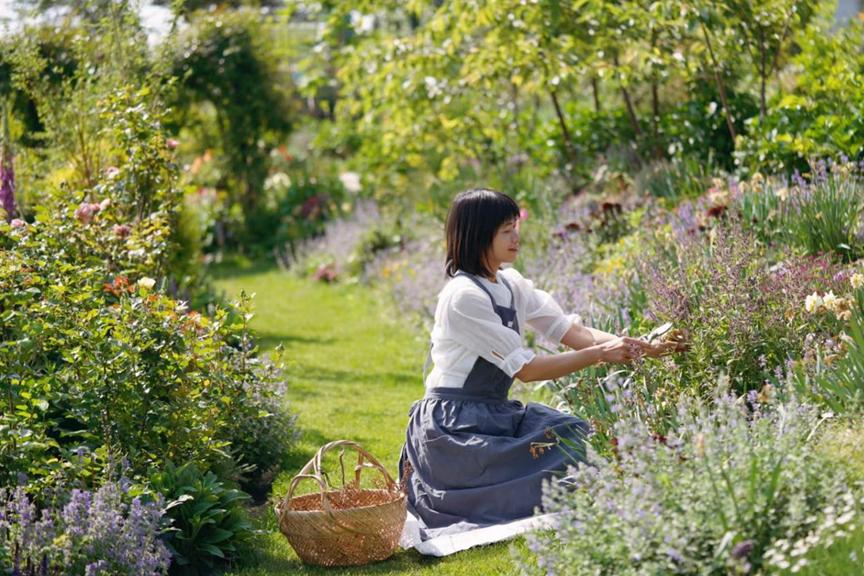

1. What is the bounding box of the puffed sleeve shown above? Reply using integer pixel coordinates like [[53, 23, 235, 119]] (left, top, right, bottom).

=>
[[443, 287, 536, 377], [501, 267, 580, 344]]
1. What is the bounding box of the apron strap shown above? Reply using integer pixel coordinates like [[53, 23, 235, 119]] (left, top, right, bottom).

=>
[[423, 270, 516, 385]]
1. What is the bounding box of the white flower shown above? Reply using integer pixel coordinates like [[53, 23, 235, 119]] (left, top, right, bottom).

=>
[[264, 172, 291, 192], [775, 186, 789, 201], [804, 292, 823, 313], [707, 101, 718, 116], [851, 273, 864, 290], [424, 76, 441, 98], [822, 291, 839, 311], [137, 277, 156, 291], [339, 171, 362, 193]]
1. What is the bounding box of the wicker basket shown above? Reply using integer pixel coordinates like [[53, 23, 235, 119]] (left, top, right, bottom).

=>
[[275, 440, 406, 567]]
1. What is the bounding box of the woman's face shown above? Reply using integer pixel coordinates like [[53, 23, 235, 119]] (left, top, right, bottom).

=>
[[487, 217, 520, 267]]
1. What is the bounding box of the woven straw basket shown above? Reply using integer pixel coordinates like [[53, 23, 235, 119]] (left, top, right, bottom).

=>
[[275, 440, 406, 567]]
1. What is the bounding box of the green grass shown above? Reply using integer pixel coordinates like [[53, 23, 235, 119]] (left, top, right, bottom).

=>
[[212, 259, 531, 575]]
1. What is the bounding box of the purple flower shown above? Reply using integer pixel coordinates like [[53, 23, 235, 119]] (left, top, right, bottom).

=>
[[731, 539, 755, 560], [0, 115, 16, 222]]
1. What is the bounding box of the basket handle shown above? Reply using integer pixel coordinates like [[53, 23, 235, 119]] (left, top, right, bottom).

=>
[[280, 473, 334, 515], [279, 440, 399, 513], [310, 440, 398, 493]]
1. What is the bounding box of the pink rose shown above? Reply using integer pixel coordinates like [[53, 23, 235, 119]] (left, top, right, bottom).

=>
[[166, 138, 179, 150], [112, 224, 131, 238], [74, 203, 95, 224], [519, 208, 529, 221]]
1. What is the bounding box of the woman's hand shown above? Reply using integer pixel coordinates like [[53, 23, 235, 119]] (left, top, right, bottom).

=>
[[596, 336, 651, 364]]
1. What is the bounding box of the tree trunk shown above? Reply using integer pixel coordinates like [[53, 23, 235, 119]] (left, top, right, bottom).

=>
[[759, 36, 767, 120], [591, 76, 601, 113], [549, 89, 578, 167], [650, 29, 663, 159], [699, 21, 737, 143]]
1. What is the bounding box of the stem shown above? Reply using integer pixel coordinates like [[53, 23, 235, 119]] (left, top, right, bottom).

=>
[[549, 89, 579, 167], [699, 20, 737, 143], [650, 29, 663, 159], [613, 53, 643, 138], [591, 75, 601, 113], [759, 29, 767, 120]]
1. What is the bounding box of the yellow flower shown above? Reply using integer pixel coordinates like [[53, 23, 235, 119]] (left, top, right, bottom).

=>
[[751, 172, 765, 190], [804, 292, 823, 313], [851, 273, 864, 290], [775, 186, 789, 202]]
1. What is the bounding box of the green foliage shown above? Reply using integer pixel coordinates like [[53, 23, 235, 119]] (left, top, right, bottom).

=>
[[163, 9, 293, 223], [150, 461, 251, 574], [291, 0, 827, 200], [736, 20, 864, 174], [6, 2, 152, 193], [634, 156, 716, 203], [247, 165, 347, 256], [347, 221, 407, 278], [791, 308, 864, 415]]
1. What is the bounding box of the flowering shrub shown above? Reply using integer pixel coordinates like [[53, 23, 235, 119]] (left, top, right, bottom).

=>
[[522, 393, 861, 575], [638, 219, 847, 394], [283, 200, 380, 277], [0, 481, 171, 575], [0, 209, 296, 494]]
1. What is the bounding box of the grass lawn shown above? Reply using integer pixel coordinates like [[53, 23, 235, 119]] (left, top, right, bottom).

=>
[[213, 259, 534, 575]]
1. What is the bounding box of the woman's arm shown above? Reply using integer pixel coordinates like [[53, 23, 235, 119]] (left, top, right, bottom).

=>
[[515, 336, 649, 383], [559, 323, 618, 351]]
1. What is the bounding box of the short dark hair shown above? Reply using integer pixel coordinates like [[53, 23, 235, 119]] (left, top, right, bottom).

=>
[[445, 188, 520, 278]]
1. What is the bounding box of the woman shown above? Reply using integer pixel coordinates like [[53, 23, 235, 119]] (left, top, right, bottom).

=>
[[400, 188, 681, 542]]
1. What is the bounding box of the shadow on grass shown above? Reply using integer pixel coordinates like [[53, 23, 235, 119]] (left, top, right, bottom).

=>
[[280, 429, 331, 473], [255, 333, 337, 350], [245, 548, 449, 575], [290, 366, 419, 388], [208, 258, 281, 281]]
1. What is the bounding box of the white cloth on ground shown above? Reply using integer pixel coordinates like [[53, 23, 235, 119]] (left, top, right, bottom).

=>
[[399, 509, 561, 557]]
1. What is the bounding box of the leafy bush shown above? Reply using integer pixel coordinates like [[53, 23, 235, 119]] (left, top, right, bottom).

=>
[[522, 392, 861, 575], [0, 481, 171, 575], [735, 21, 864, 175], [0, 199, 296, 493], [149, 462, 251, 575]]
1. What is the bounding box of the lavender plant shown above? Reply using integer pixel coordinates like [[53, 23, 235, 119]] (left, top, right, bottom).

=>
[[638, 219, 846, 394], [0, 482, 171, 575], [282, 200, 381, 277], [365, 218, 447, 331], [521, 392, 861, 575]]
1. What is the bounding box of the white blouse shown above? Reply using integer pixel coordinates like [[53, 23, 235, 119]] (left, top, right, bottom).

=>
[[425, 266, 581, 389]]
